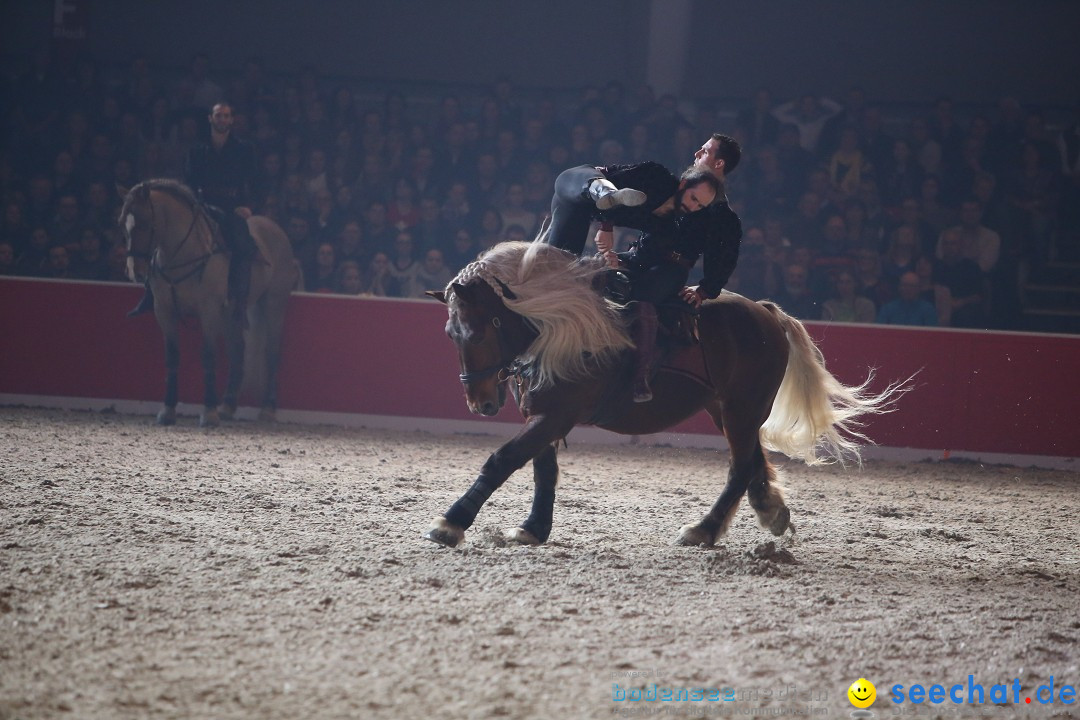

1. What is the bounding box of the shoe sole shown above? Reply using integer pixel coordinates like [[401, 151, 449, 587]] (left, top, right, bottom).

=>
[[596, 189, 646, 211]]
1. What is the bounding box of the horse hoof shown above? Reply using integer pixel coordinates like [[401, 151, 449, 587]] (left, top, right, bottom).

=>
[[505, 527, 541, 546], [675, 523, 715, 547], [423, 518, 465, 548], [218, 404, 236, 421], [199, 409, 220, 428], [768, 506, 792, 536], [258, 408, 277, 423], [156, 408, 176, 426]]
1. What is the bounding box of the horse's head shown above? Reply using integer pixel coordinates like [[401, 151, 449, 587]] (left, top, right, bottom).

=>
[[117, 183, 154, 283], [430, 280, 522, 417]]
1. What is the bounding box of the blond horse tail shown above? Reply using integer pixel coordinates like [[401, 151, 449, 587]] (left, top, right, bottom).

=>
[[760, 302, 911, 466]]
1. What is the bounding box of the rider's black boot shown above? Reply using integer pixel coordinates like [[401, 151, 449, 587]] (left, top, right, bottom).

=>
[[632, 301, 658, 403], [127, 282, 155, 317]]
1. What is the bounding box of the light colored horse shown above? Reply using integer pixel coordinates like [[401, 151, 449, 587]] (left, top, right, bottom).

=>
[[119, 179, 300, 426]]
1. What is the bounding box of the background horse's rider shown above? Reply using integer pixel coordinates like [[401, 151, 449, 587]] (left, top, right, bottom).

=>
[[129, 101, 258, 325]]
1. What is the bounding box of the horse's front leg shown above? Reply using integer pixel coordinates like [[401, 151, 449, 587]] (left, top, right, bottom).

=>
[[424, 415, 570, 548], [505, 443, 559, 546], [259, 293, 289, 422], [158, 334, 180, 426], [199, 335, 220, 428]]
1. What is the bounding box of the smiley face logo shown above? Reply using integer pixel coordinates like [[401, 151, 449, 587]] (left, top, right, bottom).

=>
[[848, 678, 876, 708]]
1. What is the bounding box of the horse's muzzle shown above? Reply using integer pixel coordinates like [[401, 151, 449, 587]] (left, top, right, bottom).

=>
[[467, 382, 506, 417]]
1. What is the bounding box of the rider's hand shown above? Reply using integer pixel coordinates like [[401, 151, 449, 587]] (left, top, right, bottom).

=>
[[603, 250, 620, 268], [234, 206, 253, 219], [680, 286, 704, 308], [594, 228, 614, 254]]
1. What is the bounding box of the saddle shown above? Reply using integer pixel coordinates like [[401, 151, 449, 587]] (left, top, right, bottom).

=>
[[600, 269, 700, 347]]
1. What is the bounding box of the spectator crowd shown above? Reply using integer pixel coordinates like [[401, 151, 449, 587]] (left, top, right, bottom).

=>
[[3, 48, 1079, 331]]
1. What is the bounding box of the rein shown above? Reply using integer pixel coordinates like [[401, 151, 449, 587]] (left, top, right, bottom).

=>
[[128, 190, 221, 286]]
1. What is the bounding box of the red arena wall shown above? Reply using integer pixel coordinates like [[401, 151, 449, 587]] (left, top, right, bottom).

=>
[[2, 277, 1078, 459]]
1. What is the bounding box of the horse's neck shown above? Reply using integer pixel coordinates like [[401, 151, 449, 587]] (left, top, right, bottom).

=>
[[154, 192, 212, 263]]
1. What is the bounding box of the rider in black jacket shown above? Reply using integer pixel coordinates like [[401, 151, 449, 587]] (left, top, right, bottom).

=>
[[545, 134, 744, 402], [128, 102, 258, 326]]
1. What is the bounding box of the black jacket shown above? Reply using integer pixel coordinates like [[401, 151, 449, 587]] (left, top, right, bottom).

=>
[[184, 133, 257, 211], [624, 201, 743, 299]]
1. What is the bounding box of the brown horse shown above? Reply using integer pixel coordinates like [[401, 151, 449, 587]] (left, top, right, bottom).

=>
[[425, 241, 906, 547], [119, 179, 300, 426]]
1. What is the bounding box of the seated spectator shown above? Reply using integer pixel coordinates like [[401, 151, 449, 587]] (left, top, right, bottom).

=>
[[444, 227, 480, 272], [16, 227, 52, 277], [935, 227, 987, 328], [852, 247, 894, 308], [45, 245, 72, 279], [496, 182, 539, 238], [771, 262, 821, 320], [502, 224, 529, 244], [918, 174, 956, 233], [82, 181, 118, 233], [822, 270, 876, 323], [69, 228, 110, 280], [105, 243, 129, 282], [1, 200, 31, 250], [842, 198, 882, 252], [730, 228, 781, 301], [745, 144, 795, 220], [361, 252, 393, 296], [412, 248, 454, 298], [48, 194, 83, 252], [876, 272, 938, 326], [335, 259, 364, 295], [827, 126, 873, 201], [473, 207, 504, 251], [881, 225, 921, 286], [384, 231, 420, 297], [914, 254, 952, 327], [387, 177, 421, 231], [335, 219, 370, 268], [938, 198, 1000, 274], [305, 241, 338, 292], [0, 241, 16, 275], [310, 188, 342, 242]]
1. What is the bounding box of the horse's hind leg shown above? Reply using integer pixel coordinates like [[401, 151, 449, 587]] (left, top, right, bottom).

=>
[[259, 293, 289, 422], [506, 443, 559, 545], [158, 334, 179, 426], [746, 455, 791, 536], [676, 402, 766, 546], [199, 336, 220, 427]]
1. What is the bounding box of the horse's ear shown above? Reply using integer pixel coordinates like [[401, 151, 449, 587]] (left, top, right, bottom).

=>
[[450, 282, 472, 302], [116, 183, 129, 199], [425, 290, 447, 304]]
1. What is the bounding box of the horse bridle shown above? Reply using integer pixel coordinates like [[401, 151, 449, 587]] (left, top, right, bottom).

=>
[[126, 192, 217, 285], [458, 314, 523, 386]]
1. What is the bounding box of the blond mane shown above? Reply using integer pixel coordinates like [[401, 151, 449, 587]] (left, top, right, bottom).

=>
[[447, 241, 632, 389]]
